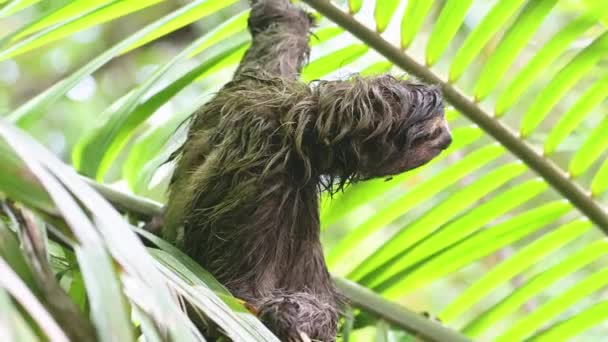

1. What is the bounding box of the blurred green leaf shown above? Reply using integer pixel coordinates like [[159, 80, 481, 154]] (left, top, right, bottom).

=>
[[372, 179, 548, 287], [302, 44, 368, 81], [327, 144, 504, 268], [400, 0, 434, 49], [544, 74, 608, 155], [0, 258, 69, 342], [495, 2, 608, 115], [441, 219, 592, 322], [591, 158, 608, 196], [374, 0, 399, 33], [463, 240, 608, 337], [6, 0, 226, 126], [379, 201, 572, 298], [520, 32, 608, 137], [425, 0, 472, 66], [529, 301, 608, 342], [496, 267, 608, 341], [449, 0, 527, 82], [0, 0, 165, 60], [0, 0, 42, 17], [351, 163, 527, 284], [348, 0, 362, 14], [321, 125, 483, 228], [73, 31, 248, 179], [569, 116, 608, 177], [473, 0, 558, 101]]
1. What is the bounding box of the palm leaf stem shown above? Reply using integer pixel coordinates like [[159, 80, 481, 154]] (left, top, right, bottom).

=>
[[301, 0, 608, 233]]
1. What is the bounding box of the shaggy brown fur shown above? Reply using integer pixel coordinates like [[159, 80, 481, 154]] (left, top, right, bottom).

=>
[[163, 0, 451, 340]]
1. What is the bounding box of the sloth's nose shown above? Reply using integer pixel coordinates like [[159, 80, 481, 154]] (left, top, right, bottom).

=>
[[436, 130, 452, 150]]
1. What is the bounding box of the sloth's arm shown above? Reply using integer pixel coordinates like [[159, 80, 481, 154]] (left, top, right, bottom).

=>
[[234, 0, 313, 79]]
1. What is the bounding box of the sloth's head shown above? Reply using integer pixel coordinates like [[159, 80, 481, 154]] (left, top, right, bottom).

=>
[[313, 75, 452, 184], [367, 80, 452, 176]]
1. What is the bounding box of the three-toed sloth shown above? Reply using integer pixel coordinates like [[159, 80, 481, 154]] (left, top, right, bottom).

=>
[[163, 0, 451, 340]]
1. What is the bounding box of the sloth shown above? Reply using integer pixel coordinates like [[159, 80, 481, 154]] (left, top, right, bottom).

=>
[[162, 0, 451, 340]]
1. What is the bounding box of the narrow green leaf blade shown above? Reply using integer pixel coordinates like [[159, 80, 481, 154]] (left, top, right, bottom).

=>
[[400, 0, 435, 49], [359, 60, 392, 75], [310, 26, 344, 47], [495, 3, 608, 115], [425, 0, 473, 66], [0, 123, 136, 342], [379, 201, 572, 298], [449, 0, 527, 82], [496, 267, 608, 342], [6, 0, 220, 126], [327, 144, 504, 268], [0, 0, 42, 17], [0, 0, 165, 61], [321, 125, 482, 228], [72, 32, 248, 179], [374, 0, 400, 33], [0, 259, 69, 342], [463, 240, 608, 337], [520, 32, 608, 137], [441, 219, 592, 322], [569, 116, 608, 177], [121, 0, 239, 55], [0, 140, 56, 214], [302, 44, 368, 82], [529, 301, 608, 342], [347, 0, 362, 14], [473, 0, 558, 101], [351, 163, 527, 284], [5, 0, 116, 43], [591, 158, 608, 196], [187, 10, 249, 57], [544, 74, 608, 155], [380, 179, 548, 283]]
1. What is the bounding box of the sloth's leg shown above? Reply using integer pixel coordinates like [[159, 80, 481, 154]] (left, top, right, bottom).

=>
[[234, 0, 314, 79]]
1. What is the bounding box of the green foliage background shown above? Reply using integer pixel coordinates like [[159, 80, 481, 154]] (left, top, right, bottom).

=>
[[0, 0, 607, 341]]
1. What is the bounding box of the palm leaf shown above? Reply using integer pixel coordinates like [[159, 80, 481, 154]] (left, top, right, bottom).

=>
[[2, 0, 608, 340]]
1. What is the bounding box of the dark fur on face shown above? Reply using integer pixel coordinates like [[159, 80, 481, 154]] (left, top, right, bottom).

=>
[[163, 0, 451, 340]]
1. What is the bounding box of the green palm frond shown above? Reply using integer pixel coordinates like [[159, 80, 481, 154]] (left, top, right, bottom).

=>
[[1, 0, 608, 340]]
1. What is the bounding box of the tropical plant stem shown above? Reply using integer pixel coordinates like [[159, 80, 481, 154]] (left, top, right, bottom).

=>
[[88, 179, 470, 341], [301, 0, 608, 233], [335, 277, 472, 342]]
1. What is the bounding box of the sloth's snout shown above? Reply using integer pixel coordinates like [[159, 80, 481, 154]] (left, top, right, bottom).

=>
[[433, 126, 452, 150], [428, 115, 452, 150]]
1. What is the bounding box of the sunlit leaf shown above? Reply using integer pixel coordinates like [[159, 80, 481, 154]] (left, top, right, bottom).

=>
[[495, 2, 608, 115], [463, 240, 608, 337], [441, 219, 592, 322], [400, 0, 434, 48], [520, 32, 608, 137], [496, 267, 608, 342], [449, 0, 528, 82], [374, 0, 399, 33], [473, 0, 558, 101], [569, 116, 608, 177], [544, 74, 608, 155], [425, 0, 473, 66]]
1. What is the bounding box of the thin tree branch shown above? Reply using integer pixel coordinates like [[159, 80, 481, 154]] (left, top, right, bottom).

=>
[[301, 0, 608, 233], [336, 278, 471, 342]]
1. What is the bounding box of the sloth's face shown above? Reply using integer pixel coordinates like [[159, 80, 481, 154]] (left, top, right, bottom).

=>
[[401, 112, 452, 170], [358, 85, 451, 179]]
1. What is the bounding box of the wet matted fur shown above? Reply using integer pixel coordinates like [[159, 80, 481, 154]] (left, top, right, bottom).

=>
[[163, 0, 452, 340]]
